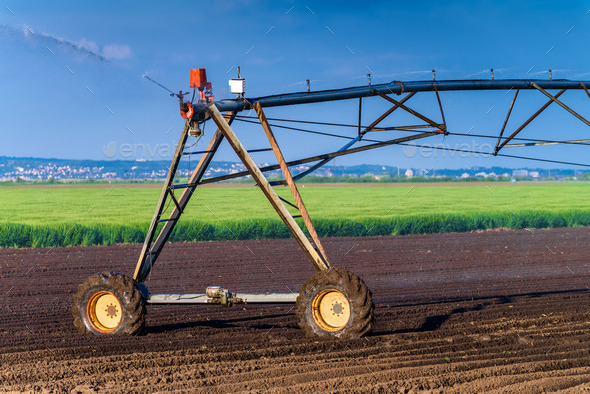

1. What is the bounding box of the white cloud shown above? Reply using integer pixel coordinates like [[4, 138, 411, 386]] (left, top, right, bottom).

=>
[[3, 23, 135, 63], [102, 44, 133, 60], [79, 38, 99, 54]]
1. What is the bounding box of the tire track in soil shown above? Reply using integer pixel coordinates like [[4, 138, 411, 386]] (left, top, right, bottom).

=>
[[1, 227, 590, 392]]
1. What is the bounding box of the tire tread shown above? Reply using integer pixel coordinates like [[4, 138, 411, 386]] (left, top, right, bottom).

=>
[[72, 272, 146, 336], [296, 268, 374, 339]]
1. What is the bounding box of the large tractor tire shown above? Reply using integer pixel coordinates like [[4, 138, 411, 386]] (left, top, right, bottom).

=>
[[72, 272, 146, 335], [296, 268, 374, 339]]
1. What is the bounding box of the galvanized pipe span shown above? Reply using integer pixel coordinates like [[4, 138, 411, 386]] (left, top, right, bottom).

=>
[[192, 79, 590, 117]]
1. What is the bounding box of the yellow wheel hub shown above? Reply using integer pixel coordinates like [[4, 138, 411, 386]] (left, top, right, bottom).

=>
[[311, 289, 351, 332], [87, 291, 122, 333]]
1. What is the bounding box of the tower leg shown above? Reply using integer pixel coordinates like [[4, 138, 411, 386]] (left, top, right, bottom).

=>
[[207, 105, 330, 271], [133, 113, 235, 282]]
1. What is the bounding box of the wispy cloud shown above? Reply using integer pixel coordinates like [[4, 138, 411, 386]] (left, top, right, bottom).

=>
[[0, 23, 133, 62], [102, 44, 133, 60], [78, 38, 100, 54]]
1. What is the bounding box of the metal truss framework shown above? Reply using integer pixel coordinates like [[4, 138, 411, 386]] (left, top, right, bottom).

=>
[[134, 79, 590, 283]]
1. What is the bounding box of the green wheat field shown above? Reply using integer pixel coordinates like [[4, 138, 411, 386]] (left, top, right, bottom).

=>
[[1, 183, 589, 247]]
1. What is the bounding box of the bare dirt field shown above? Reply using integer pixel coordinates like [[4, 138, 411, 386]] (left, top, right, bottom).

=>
[[1, 227, 590, 393]]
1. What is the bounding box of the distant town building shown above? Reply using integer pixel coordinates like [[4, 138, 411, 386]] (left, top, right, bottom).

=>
[[0, 157, 587, 182]]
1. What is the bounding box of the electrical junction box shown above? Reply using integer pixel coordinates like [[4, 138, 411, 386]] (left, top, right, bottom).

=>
[[229, 78, 245, 95]]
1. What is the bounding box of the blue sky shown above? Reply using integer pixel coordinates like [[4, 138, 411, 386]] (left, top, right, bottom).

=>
[[1, 0, 590, 170]]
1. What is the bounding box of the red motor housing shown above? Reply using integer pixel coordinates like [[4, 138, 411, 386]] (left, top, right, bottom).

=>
[[190, 68, 208, 89]]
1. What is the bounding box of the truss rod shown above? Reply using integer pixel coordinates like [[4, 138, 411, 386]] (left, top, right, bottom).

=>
[[183, 147, 271, 155], [433, 83, 447, 130], [234, 117, 364, 141], [396, 142, 590, 168], [373, 90, 446, 132], [134, 120, 190, 281], [285, 93, 419, 183], [390, 127, 590, 147], [532, 82, 590, 128], [236, 116, 590, 148], [208, 104, 330, 271], [234, 114, 365, 129], [197, 137, 590, 189], [495, 89, 519, 153], [134, 113, 236, 282], [360, 92, 417, 137], [255, 102, 329, 262], [288, 136, 359, 183], [495, 89, 566, 153], [235, 97, 418, 132], [503, 138, 590, 148], [197, 131, 437, 185], [357, 98, 362, 137]]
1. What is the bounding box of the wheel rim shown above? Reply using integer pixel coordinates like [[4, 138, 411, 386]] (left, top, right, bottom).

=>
[[87, 291, 123, 333], [311, 289, 351, 332]]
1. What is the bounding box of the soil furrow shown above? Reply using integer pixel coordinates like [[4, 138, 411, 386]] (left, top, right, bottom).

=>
[[1, 227, 589, 392]]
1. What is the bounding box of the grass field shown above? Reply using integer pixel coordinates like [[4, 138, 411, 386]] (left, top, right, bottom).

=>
[[1, 183, 589, 247]]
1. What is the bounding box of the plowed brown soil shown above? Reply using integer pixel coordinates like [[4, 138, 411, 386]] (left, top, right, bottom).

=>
[[1, 227, 590, 393]]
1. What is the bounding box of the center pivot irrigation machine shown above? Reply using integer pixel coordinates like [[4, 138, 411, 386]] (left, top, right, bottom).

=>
[[73, 68, 590, 339]]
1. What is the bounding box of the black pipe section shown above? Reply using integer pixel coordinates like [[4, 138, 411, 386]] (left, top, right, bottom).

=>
[[192, 79, 590, 117]]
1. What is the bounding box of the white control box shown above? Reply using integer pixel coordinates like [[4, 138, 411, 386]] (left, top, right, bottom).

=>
[[229, 78, 245, 95]]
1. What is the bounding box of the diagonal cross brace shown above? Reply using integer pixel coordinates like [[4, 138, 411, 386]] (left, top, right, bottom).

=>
[[200, 131, 438, 184], [134, 119, 191, 281], [207, 104, 330, 272], [283, 92, 419, 184], [495, 89, 520, 153], [134, 113, 235, 282], [532, 83, 590, 128], [496, 89, 566, 153], [254, 102, 329, 263], [373, 90, 446, 132]]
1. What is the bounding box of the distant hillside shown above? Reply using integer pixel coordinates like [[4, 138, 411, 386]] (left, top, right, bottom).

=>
[[0, 156, 586, 182]]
